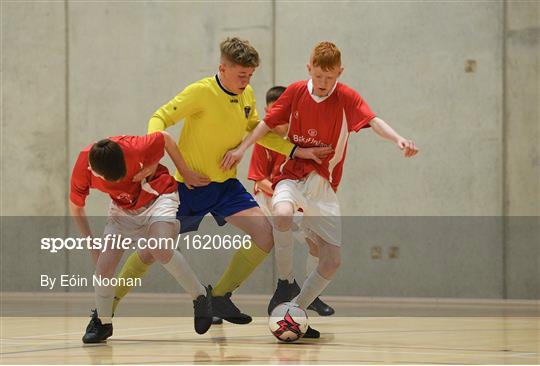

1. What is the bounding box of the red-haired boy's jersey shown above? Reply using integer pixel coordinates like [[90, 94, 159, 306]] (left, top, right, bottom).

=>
[[264, 80, 376, 191]]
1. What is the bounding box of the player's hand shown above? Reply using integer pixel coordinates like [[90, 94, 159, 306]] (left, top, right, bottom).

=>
[[255, 179, 274, 196], [183, 169, 211, 189], [220, 148, 245, 171], [294, 146, 333, 164], [132, 162, 159, 182], [397, 138, 419, 158]]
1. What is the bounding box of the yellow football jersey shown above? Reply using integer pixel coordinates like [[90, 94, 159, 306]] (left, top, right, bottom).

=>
[[148, 75, 294, 183]]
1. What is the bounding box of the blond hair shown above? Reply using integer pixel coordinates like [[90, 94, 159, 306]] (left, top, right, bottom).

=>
[[220, 37, 260, 67]]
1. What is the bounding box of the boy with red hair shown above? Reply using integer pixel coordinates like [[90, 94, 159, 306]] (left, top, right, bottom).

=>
[[222, 41, 418, 335]]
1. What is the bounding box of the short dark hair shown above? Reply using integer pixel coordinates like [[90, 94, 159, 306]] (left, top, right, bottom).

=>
[[88, 139, 126, 182], [220, 37, 260, 68], [266, 86, 286, 105]]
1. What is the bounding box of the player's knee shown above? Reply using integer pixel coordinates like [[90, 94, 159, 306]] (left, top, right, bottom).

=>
[[273, 202, 294, 217], [273, 215, 293, 232], [320, 255, 341, 273], [272, 204, 294, 231], [331, 256, 341, 270]]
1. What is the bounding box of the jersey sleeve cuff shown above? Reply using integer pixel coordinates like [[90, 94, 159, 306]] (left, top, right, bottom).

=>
[[69, 193, 86, 208], [352, 114, 377, 132]]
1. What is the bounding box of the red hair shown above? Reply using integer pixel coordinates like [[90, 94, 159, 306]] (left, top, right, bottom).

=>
[[310, 42, 341, 71]]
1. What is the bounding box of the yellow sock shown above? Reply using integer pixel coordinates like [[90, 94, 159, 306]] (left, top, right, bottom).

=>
[[212, 242, 269, 296], [112, 251, 150, 313]]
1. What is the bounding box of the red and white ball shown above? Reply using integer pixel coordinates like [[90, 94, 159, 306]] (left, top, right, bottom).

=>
[[268, 302, 309, 342]]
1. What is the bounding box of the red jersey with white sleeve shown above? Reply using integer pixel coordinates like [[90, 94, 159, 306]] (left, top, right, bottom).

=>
[[247, 143, 285, 196], [70, 133, 177, 210], [263, 80, 376, 191]]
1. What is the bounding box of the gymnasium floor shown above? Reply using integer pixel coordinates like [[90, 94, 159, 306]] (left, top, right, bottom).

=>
[[1, 293, 538, 364]]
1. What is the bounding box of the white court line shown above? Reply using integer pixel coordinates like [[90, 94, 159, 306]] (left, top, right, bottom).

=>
[[210, 344, 539, 360], [1, 323, 233, 350], [110, 339, 539, 361], [2, 327, 201, 352], [112, 328, 540, 359], [2, 318, 538, 361], [1, 318, 274, 341], [0, 327, 228, 354], [2, 337, 537, 361], [1, 323, 188, 340], [5, 323, 536, 344], [4, 335, 538, 361], [4, 324, 537, 341]]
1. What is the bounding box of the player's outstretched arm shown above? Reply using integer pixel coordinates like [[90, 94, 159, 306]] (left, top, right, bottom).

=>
[[220, 121, 271, 170], [369, 117, 419, 158], [220, 122, 334, 170], [293, 146, 333, 164], [160, 131, 210, 188], [148, 84, 203, 133], [69, 201, 99, 265]]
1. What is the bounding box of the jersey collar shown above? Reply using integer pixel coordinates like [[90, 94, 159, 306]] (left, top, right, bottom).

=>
[[307, 79, 337, 103], [215, 74, 238, 96]]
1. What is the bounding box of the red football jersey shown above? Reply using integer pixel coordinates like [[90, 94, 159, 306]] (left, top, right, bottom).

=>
[[70, 133, 177, 210], [264, 80, 376, 191], [247, 143, 285, 195]]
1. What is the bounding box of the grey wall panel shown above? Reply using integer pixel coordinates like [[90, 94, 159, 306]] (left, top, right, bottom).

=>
[[1, 2, 538, 299], [2, 2, 67, 216], [504, 2, 540, 299]]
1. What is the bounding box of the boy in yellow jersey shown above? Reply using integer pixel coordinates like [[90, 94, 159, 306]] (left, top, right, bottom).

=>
[[113, 37, 330, 336]]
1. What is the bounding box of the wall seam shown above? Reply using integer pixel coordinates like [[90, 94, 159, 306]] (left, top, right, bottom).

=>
[[64, 0, 71, 293], [0, 0, 4, 302], [501, 0, 508, 300], [272, 0, 276, 86], [271, 0, 277, 287]]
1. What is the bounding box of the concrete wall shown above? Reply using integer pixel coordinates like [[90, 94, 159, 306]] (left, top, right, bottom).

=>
[[503, 1, 540, 299], [2, 2, 67, 216], [1, 1, 538, 299]]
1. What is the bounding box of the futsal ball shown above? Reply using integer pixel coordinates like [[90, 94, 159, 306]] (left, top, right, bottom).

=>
[[268, 302, 309, 342]]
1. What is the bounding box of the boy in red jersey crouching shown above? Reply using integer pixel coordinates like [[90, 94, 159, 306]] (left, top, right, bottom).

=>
[[70, 132, 212, 343]]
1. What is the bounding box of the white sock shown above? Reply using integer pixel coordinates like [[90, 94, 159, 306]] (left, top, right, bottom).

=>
[[95, 280, 115, 324], [273, 228, 294, 283], [306, 253, 319, 277], [162, 250, 205, 299], [293, 270, 331, 309]]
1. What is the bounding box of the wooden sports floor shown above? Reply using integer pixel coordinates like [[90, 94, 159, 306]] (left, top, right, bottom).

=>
[[1, 293, 538, 364]]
